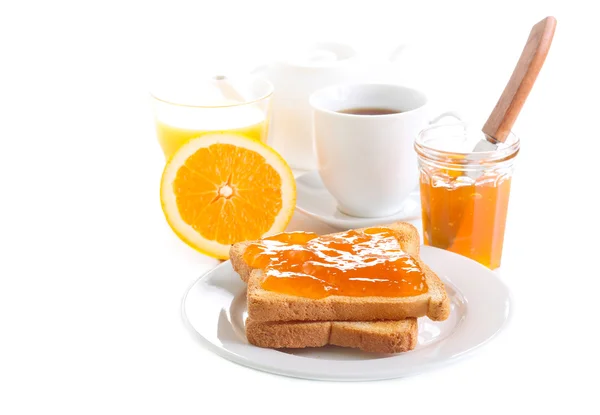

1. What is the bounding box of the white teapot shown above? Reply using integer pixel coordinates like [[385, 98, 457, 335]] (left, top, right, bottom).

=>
[[253, 42, 408, 170]]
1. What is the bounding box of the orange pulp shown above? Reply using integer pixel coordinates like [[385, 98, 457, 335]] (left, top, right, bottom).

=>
[[243, 228, 428, 299], [420, 171, 511, 269]]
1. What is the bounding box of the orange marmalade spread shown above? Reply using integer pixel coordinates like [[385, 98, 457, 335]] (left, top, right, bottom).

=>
[[420, 173, 511, 269], [242, 227, 428, 299]]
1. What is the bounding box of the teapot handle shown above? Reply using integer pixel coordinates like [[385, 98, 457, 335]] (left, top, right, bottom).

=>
[[389, 44, 409, 63]]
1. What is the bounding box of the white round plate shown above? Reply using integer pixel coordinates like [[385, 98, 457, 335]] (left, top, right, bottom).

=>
[[182, 246, 511, 381], [295, 171, 421, 230]]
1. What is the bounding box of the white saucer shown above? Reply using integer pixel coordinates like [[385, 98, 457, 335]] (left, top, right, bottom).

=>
[[182, 246, 511, 381], [295, 171, 421, 230]]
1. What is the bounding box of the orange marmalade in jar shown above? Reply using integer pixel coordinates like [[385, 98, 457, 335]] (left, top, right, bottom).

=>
[[415, 122, 520, 269]]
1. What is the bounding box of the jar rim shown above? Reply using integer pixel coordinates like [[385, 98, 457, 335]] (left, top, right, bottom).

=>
[[414, 122, 520, 165]]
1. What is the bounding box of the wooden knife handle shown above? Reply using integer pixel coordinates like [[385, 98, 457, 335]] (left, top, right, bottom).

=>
[[482, 16, 556, 142]]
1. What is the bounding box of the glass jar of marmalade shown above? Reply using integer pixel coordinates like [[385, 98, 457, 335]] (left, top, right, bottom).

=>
[[414, 122, 520, 269]]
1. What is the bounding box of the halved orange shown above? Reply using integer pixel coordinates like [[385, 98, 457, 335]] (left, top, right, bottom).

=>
[[160, 134, 296, 259]]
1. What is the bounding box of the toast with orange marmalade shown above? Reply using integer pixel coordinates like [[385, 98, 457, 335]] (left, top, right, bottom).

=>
[[230, 222, 450, 323]]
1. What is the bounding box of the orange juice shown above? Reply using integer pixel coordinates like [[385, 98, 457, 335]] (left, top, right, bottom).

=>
[[156, 118, 268, 159], [155, 102, 269, 159]]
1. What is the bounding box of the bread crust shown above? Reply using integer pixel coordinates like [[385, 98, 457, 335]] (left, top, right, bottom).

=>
[[230, 222, 451, 322], [245, 318, 418, 354]]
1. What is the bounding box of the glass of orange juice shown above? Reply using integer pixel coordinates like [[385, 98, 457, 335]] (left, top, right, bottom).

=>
[[151, 75, 273, 159]]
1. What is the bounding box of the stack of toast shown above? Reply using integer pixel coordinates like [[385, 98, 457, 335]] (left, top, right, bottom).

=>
[[230, 222, 451, 354]]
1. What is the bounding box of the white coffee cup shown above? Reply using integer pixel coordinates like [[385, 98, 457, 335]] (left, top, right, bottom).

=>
[[310, 83, 431, 218]]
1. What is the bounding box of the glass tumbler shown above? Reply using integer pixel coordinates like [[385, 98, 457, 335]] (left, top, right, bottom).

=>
[[414, 122, 520, 269], [151, 75, 273, 160]]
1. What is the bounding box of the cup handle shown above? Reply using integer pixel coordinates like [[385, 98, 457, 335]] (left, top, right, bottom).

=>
[[389, 44, 408, 63], [429, 111, 463, 124]]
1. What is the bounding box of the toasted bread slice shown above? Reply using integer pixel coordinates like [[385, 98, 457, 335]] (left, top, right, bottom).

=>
[[230, 222, 450, 322], [245, 318, 418, 354]]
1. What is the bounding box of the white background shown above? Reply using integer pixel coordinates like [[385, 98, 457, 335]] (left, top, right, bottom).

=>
[[1, 0, 599, 414]]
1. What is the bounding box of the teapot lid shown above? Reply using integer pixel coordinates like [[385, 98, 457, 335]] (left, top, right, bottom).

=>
[[279, 42, 357, 67]]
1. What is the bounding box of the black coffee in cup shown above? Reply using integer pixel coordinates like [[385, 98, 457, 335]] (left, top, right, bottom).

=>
[[338, 107, 401, 115]]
